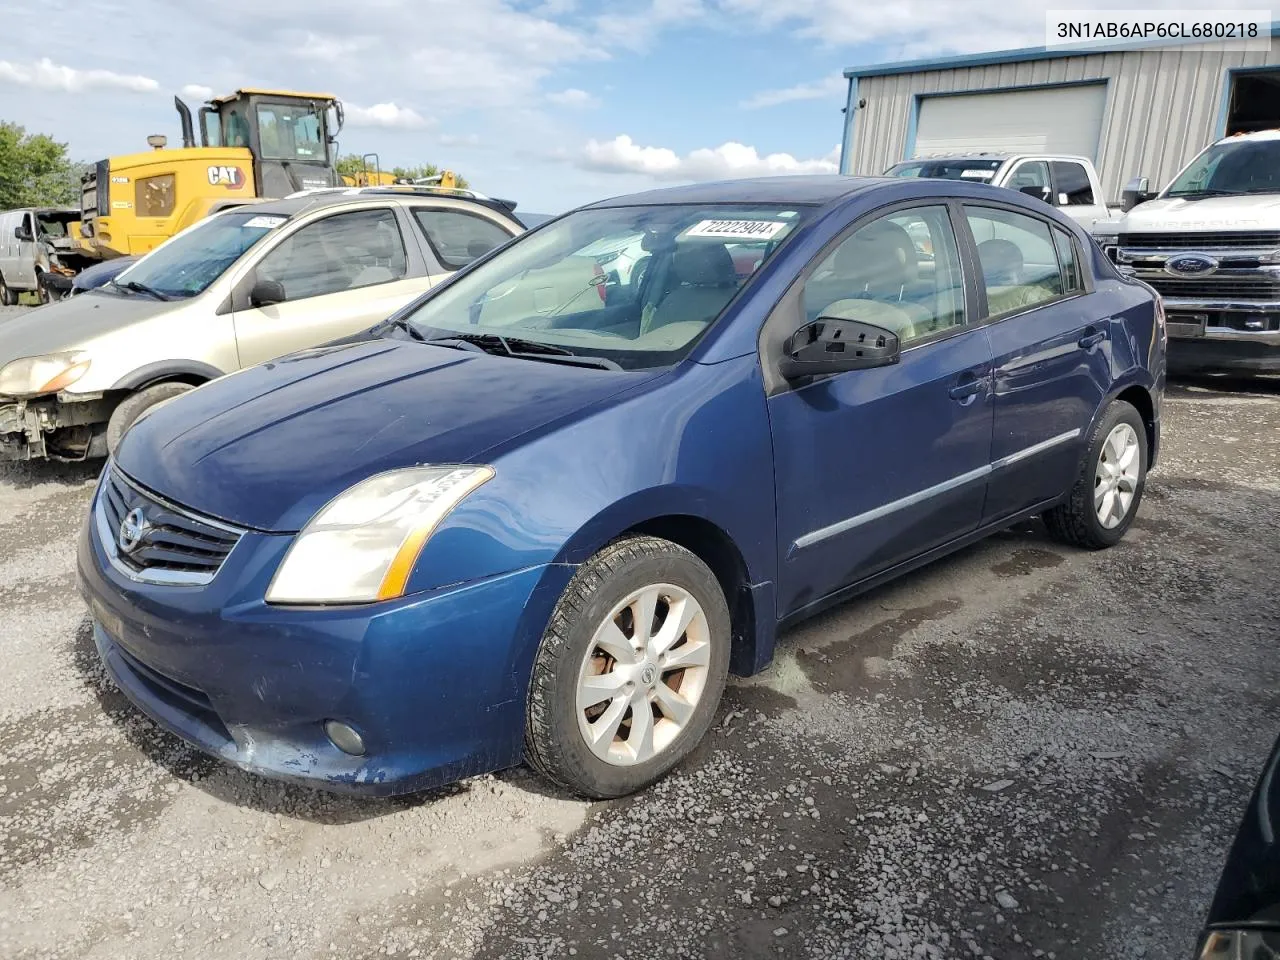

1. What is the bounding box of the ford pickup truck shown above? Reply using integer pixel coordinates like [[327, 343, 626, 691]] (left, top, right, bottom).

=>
[[885, 154, 1120, 229], [1091, 131, 1280, 375]]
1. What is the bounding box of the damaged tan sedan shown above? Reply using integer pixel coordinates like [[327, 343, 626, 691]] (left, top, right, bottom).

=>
[[0, 188, 525, 461]]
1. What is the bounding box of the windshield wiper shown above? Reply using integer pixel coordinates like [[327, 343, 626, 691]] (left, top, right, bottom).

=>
[[1165, 188, 1243, 199], [426, 332, 621, 370], [384, 317, 428, 342], [110, 279, 173, 301]]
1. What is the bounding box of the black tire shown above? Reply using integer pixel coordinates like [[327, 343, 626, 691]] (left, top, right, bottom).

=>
[[0, 274, 15, 306], [1044, 399, 1148, 550], [524, 534, 731, 799], [106, 382, 195, 455]]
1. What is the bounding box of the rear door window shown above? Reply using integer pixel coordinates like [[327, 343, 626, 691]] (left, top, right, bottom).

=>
[[965, 206, 1068, 317], [412, 208, 517, 270]]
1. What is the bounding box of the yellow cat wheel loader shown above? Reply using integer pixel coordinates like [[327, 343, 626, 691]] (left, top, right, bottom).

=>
[[78, 89, 346, 260]]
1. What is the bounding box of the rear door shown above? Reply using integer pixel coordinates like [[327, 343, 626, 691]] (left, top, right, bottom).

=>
[[0, 213, 14, 284], [962, 203, 1110, 522], [230, 206, 433, 367]]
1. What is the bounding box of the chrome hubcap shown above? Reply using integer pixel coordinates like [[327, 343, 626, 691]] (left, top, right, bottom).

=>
[[576, 583, 711, 767], [1095, 423, 1141, 529]]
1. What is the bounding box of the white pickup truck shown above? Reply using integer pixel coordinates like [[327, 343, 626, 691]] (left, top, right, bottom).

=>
[[884, 154, 1121, 228], [1091, 130, 1280, 375]]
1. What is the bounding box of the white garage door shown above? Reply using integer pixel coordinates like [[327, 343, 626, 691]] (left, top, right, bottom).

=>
[[913, 84, 1107, 159]]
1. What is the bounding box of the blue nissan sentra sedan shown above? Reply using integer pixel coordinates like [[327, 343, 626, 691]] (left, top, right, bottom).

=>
[[77, 176, 1165, 799]]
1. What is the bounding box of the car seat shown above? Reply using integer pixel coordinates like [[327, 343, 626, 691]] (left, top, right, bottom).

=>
[[349, 221, 406, 288], [977, 237, 1056, 314], [811, 222, 933, 341], [640, 243, 739, 334]]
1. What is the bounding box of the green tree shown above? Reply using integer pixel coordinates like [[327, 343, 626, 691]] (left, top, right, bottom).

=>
[[0, 122, 79, 209]]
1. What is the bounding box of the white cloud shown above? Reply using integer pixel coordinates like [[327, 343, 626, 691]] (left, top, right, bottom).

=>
[[345, 102, 432, 130], [581, 135, 841, 181], [740, 73, 846, 110], [0, 58, 158, 94], [180, 83, 213, 101], [547, 88, 600, 108]]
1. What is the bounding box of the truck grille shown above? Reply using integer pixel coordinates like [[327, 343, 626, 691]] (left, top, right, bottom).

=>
[[1145, 276, 1280, 301], [1119, 231, 1280, 249], [97, 466, 243, 584]]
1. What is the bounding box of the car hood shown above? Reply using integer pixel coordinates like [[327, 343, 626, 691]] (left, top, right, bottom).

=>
[[1121, 194, 1280, 233], [116, 338, 657, 532], [0, 290, 174, 362]]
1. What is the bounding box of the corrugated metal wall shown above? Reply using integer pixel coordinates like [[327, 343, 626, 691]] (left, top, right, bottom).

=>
[[845, 45, 1280, 203]]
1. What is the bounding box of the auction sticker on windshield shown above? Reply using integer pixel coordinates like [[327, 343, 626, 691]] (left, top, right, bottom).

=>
[[243, 216, 288, 229], [684, 220, 788, 240]]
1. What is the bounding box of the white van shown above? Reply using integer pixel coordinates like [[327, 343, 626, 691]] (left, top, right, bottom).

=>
[[0, 207, 84, 304]]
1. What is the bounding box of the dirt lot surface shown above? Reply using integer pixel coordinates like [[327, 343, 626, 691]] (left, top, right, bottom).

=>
[[0, 365, 1277, 960]]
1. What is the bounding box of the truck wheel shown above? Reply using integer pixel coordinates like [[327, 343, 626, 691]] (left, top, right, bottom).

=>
[[1043, 399, 1148, 550], [106, 382, 195, 455], [524, 535, 731, 799], [0, 275, 15, 306]]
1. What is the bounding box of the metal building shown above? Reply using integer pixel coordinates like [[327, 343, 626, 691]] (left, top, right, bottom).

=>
[[839, 25, 1280, 203]]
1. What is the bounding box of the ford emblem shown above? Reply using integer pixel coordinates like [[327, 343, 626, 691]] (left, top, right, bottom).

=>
[[1164, 253, 1218, 277]]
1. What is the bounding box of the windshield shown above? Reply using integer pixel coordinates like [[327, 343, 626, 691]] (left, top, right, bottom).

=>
[[1165, 138, 1280, 196], [36, 212, 77, 239], [112, 210, 286, 299], [886, 159, 1002, 182], [400, 204, 810, 370], [256, 103, 326, 162]]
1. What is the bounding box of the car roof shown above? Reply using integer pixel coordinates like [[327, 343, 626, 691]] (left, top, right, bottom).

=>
[[231, 191, 517, 221], [893, 155, 1012, 164], [584, 176, 886, 209]]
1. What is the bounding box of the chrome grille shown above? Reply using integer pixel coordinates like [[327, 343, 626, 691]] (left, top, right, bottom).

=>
[[1119, 231, 1280, 249], [96, 466, 243, 585], [1145, 276, 1280, 300]]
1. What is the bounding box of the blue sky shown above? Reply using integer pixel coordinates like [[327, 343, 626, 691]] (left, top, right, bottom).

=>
[[0, 0, 1239, 214]]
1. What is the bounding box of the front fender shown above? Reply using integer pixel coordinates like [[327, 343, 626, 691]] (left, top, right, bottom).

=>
[[110, 359, 226, 391]]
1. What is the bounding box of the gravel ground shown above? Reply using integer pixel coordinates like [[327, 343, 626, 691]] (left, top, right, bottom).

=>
[[0, 375, 1278, 960]]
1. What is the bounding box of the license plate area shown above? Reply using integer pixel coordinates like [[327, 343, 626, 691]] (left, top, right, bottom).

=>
[[1166, 312, 1208, 339]]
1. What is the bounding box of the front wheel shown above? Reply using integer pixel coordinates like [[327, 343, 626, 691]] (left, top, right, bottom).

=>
[[524, 535, 731, 799], [106, 382, 195, 455], [1044, 399, 1148, 549], [0, 275, 15, 306]]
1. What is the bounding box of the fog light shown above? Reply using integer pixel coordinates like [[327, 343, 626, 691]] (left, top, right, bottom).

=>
[[324, 720, 366, 756]]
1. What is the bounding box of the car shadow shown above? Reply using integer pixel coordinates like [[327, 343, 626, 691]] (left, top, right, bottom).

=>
[[1168, 372, 1280, 397], [0, 456, 100, 489]]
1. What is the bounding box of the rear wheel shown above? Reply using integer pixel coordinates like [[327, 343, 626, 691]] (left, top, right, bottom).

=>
[[524, 535, 731, 799], [1044, 399, 1147, 549], [106, 382, 195, 455]]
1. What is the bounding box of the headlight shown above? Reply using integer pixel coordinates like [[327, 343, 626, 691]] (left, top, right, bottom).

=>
[[265, 465, 495, 605], [0, 351, 91, 398]]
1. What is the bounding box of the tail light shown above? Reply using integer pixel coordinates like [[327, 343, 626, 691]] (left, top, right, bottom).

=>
[[1154, 295, 1166, 339]]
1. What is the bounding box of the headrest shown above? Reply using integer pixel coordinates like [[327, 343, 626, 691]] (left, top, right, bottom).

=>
[[977, 238, 1023, 285], [835, 220, 917, 282], [673, 243, 737, 286]]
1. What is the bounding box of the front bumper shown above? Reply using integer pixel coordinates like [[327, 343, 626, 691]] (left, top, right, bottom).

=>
[[0, 394, 112, 461], [1160, 300, 1280, 374], [77, 481, 573, 796]]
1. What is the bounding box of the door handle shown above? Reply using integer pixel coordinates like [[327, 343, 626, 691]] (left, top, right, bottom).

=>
[[1078, 327, 1107, 349], [948, 371, 984, 401]]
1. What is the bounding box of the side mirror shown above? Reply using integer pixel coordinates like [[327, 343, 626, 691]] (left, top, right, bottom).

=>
[[248, 278, 286, 308], [779, 317, 900, 380], [14, 226, 33, 242], [1122, 176, 1156, 212], [1018, 185, 1051, 203]]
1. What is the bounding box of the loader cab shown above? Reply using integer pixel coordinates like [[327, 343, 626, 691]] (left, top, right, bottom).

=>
[[198, 89, 344, 196]]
